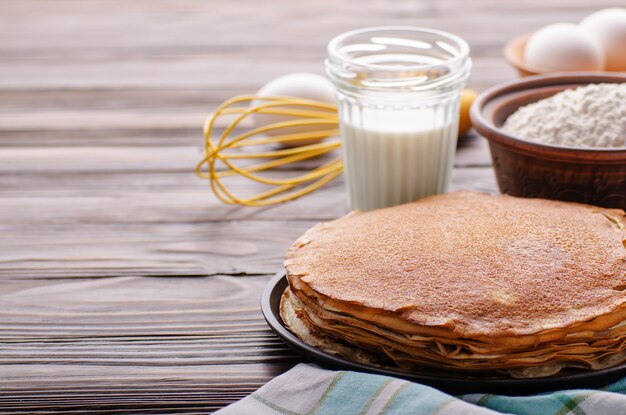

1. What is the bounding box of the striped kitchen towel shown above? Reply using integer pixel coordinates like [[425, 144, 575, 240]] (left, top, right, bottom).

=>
[[215, 363, 626, 415]]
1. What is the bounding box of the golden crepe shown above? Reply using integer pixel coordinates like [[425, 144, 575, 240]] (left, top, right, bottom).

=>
[[280, 192, 626, 378]]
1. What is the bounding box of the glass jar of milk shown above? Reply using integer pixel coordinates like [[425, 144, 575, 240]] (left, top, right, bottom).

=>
[[326, 27, 471, 211]]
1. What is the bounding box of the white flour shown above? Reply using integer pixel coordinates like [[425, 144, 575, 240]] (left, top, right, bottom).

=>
[[502, 83, 626, 148]]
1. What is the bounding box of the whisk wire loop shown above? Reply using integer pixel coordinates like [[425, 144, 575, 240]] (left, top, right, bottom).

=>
[[195, 95, 343, 206]]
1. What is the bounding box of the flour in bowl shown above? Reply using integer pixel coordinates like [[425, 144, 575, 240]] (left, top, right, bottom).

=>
[[502, 83, 626, 148]]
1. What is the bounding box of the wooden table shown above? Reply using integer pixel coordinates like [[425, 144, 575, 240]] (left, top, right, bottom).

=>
[[0, 1, 610, 413]]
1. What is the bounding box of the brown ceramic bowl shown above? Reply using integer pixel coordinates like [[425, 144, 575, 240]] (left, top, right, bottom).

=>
[[470, 72, 626, 210]]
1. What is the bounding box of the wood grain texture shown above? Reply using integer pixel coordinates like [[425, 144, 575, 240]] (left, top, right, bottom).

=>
[[0, 0, 611, 413], [0, 169, 497, 280], [0, 276, 297, 413]]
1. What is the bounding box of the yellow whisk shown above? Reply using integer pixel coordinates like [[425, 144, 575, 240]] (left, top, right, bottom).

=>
[[195, 95, 343, 206]]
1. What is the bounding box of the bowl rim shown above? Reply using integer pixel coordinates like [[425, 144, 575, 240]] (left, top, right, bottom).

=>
[[470, 72, 626, 160]]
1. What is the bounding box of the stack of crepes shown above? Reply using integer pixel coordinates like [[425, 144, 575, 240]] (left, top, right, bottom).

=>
[[281, 192, 626, 378]]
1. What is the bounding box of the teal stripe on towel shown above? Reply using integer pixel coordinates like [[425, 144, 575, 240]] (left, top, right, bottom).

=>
[[474, 391, 595, 415], [382, 381, 454, 415], [311, 371, 391, 415]]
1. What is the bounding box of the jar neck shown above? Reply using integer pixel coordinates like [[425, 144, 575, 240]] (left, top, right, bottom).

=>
[[325, 27, 471, 101]]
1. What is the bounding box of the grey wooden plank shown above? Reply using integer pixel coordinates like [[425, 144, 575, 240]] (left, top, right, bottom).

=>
[[0, 136, 490, 173], [0, 55, 514, 91], [0, 166, 497, 279], [0, 275, 295, 412], [0, 166, 496, 225], [0, 220, 316, 278], [0, 0, 609, 54], [0, 0, 605, 92]]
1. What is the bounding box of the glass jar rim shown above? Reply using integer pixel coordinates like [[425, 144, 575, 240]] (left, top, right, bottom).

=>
[[326, 26, 470, 73]]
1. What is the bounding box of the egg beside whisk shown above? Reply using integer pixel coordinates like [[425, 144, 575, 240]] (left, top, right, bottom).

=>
[[251, 73, 337, 148]]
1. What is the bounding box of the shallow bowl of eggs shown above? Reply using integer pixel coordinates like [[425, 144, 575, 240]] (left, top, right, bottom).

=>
[[470, 72, 626, 210], [504, 8, 626, 76]]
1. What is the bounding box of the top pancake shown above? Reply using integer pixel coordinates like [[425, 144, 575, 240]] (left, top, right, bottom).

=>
[[285, 192, 626, 338]]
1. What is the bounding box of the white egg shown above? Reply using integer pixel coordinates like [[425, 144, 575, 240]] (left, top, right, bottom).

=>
[[251, 73, 337, 148], [580, 8, 626, 71], [524, 23, 605, 72]]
